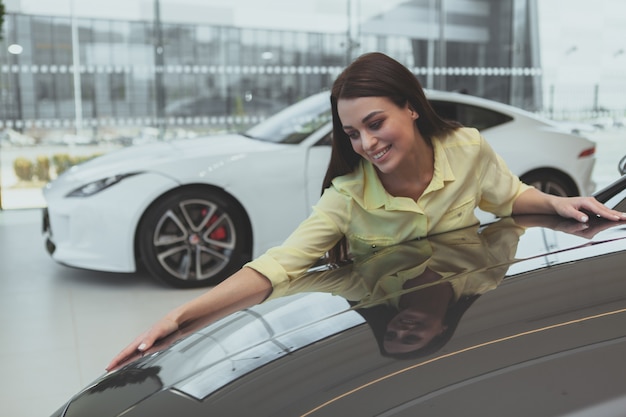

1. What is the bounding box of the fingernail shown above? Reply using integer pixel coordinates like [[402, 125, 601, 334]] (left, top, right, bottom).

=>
[[138, 343, 147, 351], [581, 215, 588, 223]]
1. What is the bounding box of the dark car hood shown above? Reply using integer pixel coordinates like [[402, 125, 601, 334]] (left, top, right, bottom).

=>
[[54, 177, 626, 417], [56, 178, 626, 417]]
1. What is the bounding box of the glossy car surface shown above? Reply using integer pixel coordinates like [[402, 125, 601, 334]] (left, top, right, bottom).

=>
[[42, 90, 597, 288], [50, 176, 626, 417]]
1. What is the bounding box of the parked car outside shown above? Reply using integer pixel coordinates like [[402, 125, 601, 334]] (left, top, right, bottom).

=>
[[0, 128, 37, 147], [49, 175, 626, 417], [42, 90, 598, 288]]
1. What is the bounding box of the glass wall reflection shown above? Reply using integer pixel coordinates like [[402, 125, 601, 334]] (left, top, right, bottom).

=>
[[0, 0, 553, 208]]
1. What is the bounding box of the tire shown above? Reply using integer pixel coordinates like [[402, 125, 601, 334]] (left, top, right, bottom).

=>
[[520, 171, 578, 197], [137, 187, 251, 288]]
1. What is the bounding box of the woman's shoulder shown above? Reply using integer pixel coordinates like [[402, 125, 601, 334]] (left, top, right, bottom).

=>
[[438, 126, 482, 144], [326, 161, 382, 208], [330, 160, 367, 192], [434, 127, 485, 162]]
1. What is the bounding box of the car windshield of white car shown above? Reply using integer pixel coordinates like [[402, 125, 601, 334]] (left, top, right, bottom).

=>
[[244, 92, 331, 144]]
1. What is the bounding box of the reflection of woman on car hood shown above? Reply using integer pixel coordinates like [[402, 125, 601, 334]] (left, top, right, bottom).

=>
[[270, 218, 525, 359]]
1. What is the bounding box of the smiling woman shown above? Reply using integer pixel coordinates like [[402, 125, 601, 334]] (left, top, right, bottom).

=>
[[319, 52, 626, 263], [104, 52, 626, 373]]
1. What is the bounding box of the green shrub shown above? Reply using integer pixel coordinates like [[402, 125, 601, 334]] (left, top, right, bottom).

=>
[[11, 153, 103, 184], [52, 153, 102, 176], [72, 154, 101, 165], [35, 155, 51, 181], [13, 157, 34, 181], [52, 154, 73, 175]]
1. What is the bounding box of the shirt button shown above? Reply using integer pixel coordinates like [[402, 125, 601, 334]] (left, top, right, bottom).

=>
[[371, 244, 376, 248]]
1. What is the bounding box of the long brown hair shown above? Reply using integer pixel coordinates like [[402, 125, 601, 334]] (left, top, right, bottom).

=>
[[323, 52, 461, 263]]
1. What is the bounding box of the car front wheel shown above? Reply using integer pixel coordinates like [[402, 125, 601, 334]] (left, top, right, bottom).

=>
[[137, 187, 251, 288]]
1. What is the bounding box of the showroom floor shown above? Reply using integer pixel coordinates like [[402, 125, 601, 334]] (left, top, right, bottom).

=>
[[1, 128, 624, 417], [0, 209, 207, 417]]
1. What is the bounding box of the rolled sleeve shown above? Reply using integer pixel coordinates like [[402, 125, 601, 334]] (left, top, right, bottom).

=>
[[244, 186, 349, 288], [478, 136, 532, 216]]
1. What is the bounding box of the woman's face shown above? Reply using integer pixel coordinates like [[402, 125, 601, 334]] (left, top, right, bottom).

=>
[[337, 96, 420, 174], [383, 308, 447, 354]]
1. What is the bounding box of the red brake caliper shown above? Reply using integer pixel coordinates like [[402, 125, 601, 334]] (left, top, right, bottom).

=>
[[207, 214, 227, 240]]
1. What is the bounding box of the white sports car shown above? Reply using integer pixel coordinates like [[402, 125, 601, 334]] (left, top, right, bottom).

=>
[[42, 90, 597, 288]]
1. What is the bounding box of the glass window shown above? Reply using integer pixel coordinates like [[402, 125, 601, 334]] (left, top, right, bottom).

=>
[[109, 73, 126, 101], [430, 100, 513, 130], [244, 91, 330, 144]]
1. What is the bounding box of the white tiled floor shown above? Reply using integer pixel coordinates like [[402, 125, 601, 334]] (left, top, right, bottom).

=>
[[1, 127, 624, 416], [0, 209, 208, 417]]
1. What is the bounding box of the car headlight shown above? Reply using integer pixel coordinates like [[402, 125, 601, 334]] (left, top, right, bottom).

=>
[[66, 173, 139, 197]]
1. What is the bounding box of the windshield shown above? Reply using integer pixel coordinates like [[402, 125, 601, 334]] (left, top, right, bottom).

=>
[[244, 91, 332, 144]]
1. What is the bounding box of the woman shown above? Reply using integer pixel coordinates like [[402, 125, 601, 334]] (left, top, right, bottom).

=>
[[107, 52, 625, 371]]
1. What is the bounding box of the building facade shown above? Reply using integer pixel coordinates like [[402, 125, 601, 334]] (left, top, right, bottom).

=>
[[1, 0, 543, 141]]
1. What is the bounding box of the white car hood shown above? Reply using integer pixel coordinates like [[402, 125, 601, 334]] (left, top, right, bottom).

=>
[[55, 134, 279, 184]]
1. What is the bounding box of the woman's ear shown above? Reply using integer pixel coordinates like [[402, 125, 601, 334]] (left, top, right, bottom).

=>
[[408, 106, 419, 120]]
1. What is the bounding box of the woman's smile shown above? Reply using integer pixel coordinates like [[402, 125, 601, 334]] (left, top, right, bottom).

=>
[[372, 145, 392, 161]]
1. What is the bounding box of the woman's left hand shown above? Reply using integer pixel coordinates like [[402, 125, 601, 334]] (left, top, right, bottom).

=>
[[553, 195, 626, 223], [513, 188, 626, 223]]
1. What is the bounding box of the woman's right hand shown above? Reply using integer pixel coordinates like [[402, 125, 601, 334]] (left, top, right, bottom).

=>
[[106, 316, 179, 372], [105, 267, 274, 372]]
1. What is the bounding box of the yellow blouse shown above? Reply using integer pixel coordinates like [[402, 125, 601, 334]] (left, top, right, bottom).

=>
[[245, 127, 531, 287], [266, 218, 526, 304]]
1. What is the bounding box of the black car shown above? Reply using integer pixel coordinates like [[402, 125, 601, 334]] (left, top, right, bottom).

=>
[[50, 175, 626, 417]]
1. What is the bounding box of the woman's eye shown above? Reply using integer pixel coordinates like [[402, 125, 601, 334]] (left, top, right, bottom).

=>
[[369, 120, 382, 130], [347, 131, 359, 140]]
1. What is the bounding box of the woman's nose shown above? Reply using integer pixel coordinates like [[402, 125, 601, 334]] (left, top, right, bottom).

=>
[[361, 132, 377, 151]]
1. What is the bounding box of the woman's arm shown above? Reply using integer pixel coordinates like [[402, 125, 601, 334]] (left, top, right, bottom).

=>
[[106, 188, 349, 372], [106, 267, 272, 371], [512, 187, 626, 222]]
